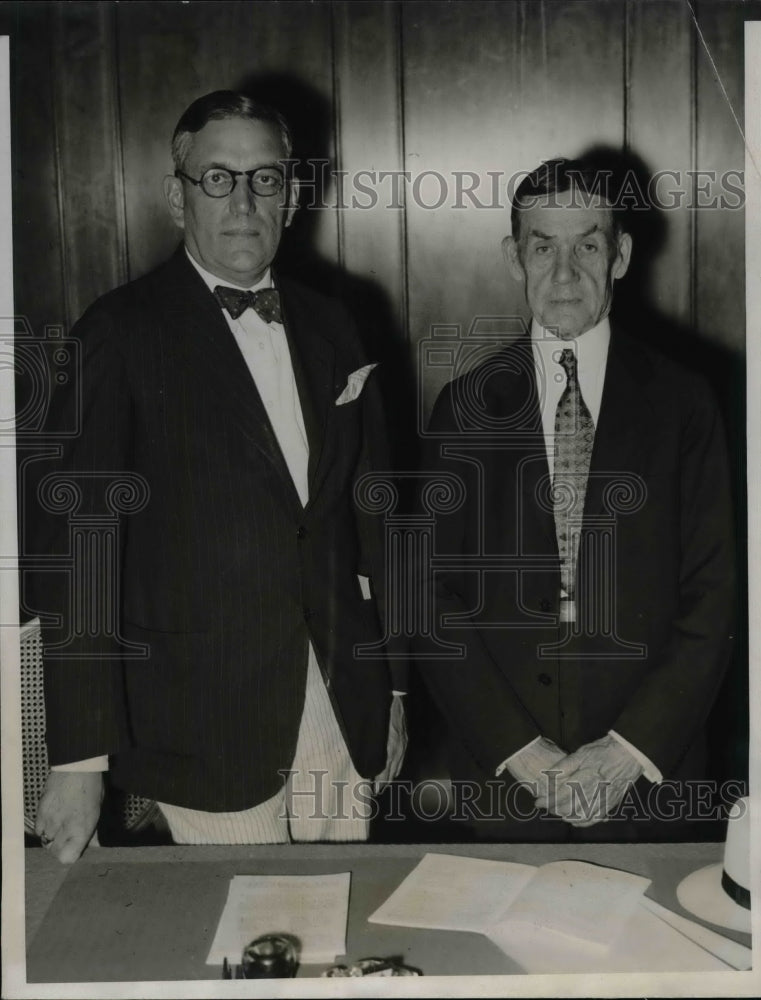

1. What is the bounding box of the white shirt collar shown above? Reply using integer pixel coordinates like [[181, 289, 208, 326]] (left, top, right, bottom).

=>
[[530, 315, 610, 366], [529, 314, 610, 429], [185, 247, 274, 296]]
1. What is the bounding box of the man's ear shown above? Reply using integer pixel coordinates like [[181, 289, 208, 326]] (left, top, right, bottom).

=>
[[284, 177, 299, 229], [502, 235, 525, 282], [163, 174, 186, 230], [612, 231, 632, 281]]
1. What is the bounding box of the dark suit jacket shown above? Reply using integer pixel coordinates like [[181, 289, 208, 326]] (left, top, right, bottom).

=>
[[32, 246, 394, 811], [417, 329, 735, 797]]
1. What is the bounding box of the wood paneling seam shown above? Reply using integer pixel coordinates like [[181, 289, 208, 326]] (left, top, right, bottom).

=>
[[690, 0, 698, 335], [50, 7, 70, 331], [329, 2, 345, 274], [109, 5, 129, 285], [397, 0, 410, 348]]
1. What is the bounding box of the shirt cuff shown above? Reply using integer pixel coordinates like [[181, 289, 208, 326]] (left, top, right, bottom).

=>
[[608, 730, 662, 783], [51, 755, 109, 772], [495, 735, 542, 777]]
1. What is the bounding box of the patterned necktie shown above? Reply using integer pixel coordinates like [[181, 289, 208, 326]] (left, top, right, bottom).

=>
[[214, 285, 282, 324], [553, 347, 595, 617]]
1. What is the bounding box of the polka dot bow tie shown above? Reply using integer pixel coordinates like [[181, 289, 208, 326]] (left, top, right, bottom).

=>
[[214, 285, 282, 324]]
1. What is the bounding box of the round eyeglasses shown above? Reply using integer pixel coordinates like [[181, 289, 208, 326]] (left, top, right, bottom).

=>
[[175, 165, 285, 198]]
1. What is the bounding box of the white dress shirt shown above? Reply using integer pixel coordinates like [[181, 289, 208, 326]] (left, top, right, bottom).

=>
[[209, 265, 310, 506], [530, 316, 609, 477]]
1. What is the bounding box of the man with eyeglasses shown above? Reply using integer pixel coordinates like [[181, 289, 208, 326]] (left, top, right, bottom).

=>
[[33, 91, 405, 858]]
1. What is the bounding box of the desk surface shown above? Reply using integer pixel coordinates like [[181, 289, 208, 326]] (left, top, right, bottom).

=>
[[25, 842, 747, 982]]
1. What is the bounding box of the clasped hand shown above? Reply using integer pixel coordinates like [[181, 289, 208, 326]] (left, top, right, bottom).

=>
[[507, 734, 643, 827]]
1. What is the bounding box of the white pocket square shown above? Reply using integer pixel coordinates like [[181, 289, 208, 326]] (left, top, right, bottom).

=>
[[335, 364, 378, 405]]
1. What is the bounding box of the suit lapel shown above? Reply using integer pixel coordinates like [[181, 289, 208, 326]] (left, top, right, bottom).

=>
[[155, 248, 304, 511], [488, 337, 556, 549], [584, 328, 657, 519], [277, 276, 340, 504]]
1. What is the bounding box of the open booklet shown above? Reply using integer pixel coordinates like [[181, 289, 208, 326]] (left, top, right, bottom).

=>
[[368, 853, 752, 973]]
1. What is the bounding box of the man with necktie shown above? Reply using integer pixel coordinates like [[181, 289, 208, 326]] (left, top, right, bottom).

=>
[[32, 91, 405, 859], [417, 157, 735, 840]]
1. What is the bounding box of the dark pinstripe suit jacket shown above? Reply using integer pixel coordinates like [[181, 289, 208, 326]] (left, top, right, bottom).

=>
[[34, 246, 393, 811], [417, 331, 735, 797]]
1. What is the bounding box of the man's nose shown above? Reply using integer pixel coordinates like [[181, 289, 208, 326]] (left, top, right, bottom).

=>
[[551, 249, 578, 283], [229, 174, 256, 214]]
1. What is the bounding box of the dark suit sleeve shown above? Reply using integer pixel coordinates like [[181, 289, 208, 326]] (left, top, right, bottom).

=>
[[414, 384, 542, 771], [351, 343, 409, 694], [31, 304, 133, 765], [612, 379, 736, 774]]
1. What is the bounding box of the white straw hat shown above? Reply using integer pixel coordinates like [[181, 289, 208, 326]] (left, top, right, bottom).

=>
[[676, 797, 751, 934]]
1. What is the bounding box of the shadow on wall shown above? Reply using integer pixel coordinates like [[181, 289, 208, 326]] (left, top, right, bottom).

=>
[[235, 71, 418, 472], [579, 144, 743, 420]]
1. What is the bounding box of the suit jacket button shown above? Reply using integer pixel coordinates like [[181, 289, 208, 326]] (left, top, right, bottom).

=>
[[537, 673, 552, 686], [303, 607, 314, 622], [296, 525, 307, 540], [539, 598, 551, 612]]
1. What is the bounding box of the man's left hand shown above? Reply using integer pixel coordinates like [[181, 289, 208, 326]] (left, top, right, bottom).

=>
[[535, 735, 643, 827]]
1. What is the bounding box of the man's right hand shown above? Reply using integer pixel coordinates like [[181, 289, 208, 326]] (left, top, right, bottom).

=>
[[505, 736, 567, 790], [34, 771, 104, 863]]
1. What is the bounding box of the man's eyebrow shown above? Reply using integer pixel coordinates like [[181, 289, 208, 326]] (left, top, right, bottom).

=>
[[527, 224, 603, 241], [194, 161, 233, 173], [196, 161, 284, 172], [528, 228, 556, 241]]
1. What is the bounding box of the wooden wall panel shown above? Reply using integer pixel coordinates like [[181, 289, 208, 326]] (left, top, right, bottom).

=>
[[333, 0, 406, 335], [516, 0, 626, 156], [332, 1, 414, 464], [3, 3, 64, 337], [695, 0, 749, 353], [402, 0, 521, 419], [115, 0, 337, 281], [6, 0, 752, 370], [402, 0, 626, 419], [52, 2, 125, 326], [626, 0, 693, 328]]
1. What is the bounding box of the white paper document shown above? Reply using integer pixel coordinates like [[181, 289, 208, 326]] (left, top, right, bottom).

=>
[[368, 853, 536, 933], [492, 859, 649, 948], [369, 854, 647, 947], [206, 872, 351, 966]]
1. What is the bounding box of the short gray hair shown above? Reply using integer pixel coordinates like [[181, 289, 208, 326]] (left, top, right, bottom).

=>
[[171, 90, 293, 171]]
